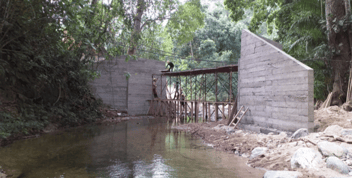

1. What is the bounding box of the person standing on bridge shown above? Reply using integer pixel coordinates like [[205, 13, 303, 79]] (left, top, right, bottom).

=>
[[152, 78, 158, 98], [165, 61, 174, 72]]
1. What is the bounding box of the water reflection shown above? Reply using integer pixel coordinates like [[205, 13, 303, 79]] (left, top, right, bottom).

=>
[[0, 118, 264, 178]]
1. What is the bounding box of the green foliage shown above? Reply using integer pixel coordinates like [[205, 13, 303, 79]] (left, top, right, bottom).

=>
[[225, 0, 331, 100], [167, 0, 205, 45], [173, 3, 242, 66], [0, 0, 125, 138]]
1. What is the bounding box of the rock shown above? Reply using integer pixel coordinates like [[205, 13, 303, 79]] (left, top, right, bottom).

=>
[[329, 106, 340, 111], [213, 125, 237, 134], [250, 147, 268, 160], [279, 132, 287, 137], [314, 123, 320, 132], [263, 171, 303, 178], [291, 128, 308, 139], [342, 100, 352, 111], [341, 143, 352, 154], [291, 147, 323, 169], [235, 130, 243, 134], [213, 124, 225, 130], [43, 123, 58, 133], [345, 160, 352, 166], [317, 141, 347, 158], [241, 153, 249, 158], [326, 156, 350, 174], [341, 129, 352, 136], [121, 117, 130, 121], [324, 125, 343, 136], [0, 173, 5, 178], [223, 126, 236, 134]]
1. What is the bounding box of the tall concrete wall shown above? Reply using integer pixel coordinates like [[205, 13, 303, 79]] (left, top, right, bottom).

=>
[[238, 30, 314, 132], [90, 56, 165, 115]]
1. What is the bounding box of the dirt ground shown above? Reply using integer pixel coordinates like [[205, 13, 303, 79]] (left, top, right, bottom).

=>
[[173, 106, 352, 178]]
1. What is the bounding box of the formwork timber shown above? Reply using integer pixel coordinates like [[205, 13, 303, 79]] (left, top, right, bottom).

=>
[[147, 65, 239, 123]]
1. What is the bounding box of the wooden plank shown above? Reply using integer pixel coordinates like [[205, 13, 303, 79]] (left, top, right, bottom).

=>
[[215, 72, 218, 121], [234, 108, 249, 129], [160, 75, 163, 99], [222, 104, 225, 119], [229, 72, 232, 102], [174, 100, 177, 118], [205, 74, 207, 121], [178, 99, 181, 120], [191, 102, 194, 122], [195, 101, 198, 122], [202, 102, 205, 122], [208, 103, 210, 121], [147, 99, 232, 104], [228, 106, 243, 126], [228, 103, 231, 120], [160, 64, 238, 76], [185, 102, 188, 119], [165, 101, 170, 119]]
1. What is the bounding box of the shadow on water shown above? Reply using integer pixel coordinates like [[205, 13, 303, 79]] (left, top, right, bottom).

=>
[[0, 117, 264, 178]]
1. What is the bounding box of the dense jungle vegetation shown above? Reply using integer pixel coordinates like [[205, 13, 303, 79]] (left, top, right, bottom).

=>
[[1, 0, 352, 140]]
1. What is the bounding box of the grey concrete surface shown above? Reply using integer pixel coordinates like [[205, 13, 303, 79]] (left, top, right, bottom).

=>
[[238, 29, 314, 132], [89, 56, 165, 115]]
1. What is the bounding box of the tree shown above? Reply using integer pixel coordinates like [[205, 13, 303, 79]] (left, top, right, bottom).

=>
[[0, 0, 126, 138], [325, 0, 352, 105], [122, 0, 179, 55], [173, 3, 242, 67], [224, 0, 351, 102], [166, 0, 205, 45]]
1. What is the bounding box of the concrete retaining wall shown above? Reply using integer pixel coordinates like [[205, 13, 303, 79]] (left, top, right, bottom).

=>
[[238, 30, 314, 132], [90, 56, 165, 115]]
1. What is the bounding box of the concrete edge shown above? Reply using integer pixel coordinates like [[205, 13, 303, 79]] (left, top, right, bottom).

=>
[[242, 29, 313, 71]]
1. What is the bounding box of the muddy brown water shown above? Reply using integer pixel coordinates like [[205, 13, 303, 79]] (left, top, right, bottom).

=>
[[0, 118, 264, 178]]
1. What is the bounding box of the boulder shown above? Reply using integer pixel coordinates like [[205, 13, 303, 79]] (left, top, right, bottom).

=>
[[314, 123, 320, 132], [340, 143, 352, 154], [341, 129, 352, 136], [342, 100, 352, 111], [250, 147, 268, 160], [235, 130, 243, 134], [326, 156, 350, 174], [279, 132, 287, 137], [317, 141, 347, 158], [223, 126, 236, 134], [0, 173, 5, 178], [291, 148, 323, 169], [324, 125, 343, 136], [263, 171, 302, 178], [213, 125, 236, 134], [291, 128, 308, 139]]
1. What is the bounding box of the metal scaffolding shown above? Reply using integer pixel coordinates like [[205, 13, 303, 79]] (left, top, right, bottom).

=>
[[148, 65, 238, 123]]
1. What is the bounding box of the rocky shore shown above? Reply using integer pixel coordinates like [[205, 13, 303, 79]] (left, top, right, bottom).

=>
[[173, 106, 352, 178]]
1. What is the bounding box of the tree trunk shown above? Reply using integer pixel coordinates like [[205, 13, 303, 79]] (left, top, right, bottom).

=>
[[325, 0, 351, 105], [190, 41, 194, 58], [344, 0, 352, 101], [128, 0, 145, 55]]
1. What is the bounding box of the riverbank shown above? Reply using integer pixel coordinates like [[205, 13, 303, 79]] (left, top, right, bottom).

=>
[[173, 106, 352, 178], [0, 108, 151, 147]]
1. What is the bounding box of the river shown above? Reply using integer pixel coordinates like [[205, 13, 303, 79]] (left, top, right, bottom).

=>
[[0, 117, 264, 178]]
